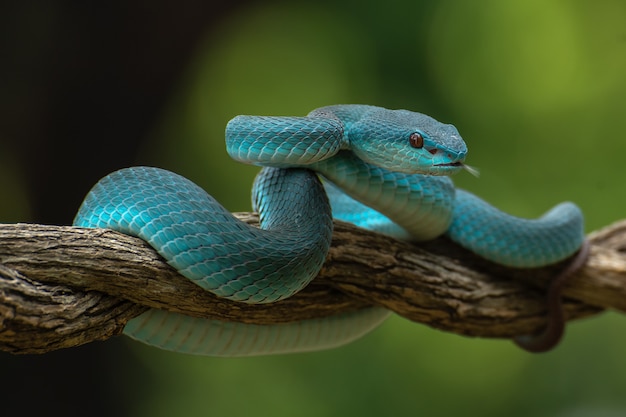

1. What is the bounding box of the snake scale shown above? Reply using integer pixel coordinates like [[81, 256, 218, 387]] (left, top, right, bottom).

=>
[[74, 105, 586, 356]]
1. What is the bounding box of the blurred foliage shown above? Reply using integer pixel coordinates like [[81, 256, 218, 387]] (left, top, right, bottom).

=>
[[4, 0, 626, 416], [0, 152, 30, 222]]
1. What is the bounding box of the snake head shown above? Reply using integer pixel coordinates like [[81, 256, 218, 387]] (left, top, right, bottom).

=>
[[348, 108, 468, 176]]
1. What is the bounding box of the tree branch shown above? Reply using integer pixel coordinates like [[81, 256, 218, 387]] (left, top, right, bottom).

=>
[[2, 215, 625, 354]]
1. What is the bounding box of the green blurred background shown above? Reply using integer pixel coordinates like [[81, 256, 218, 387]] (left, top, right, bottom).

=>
[[2, 1, 626, 416]]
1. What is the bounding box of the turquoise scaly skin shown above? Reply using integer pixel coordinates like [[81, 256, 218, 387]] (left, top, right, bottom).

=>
[[75, 166, 333, 303], [74, 104, 585, 356]]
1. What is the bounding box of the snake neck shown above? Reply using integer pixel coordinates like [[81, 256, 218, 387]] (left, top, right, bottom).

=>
[[310, 151, 455, 241]]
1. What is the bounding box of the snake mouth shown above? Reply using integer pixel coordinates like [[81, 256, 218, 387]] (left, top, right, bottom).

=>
[[434, 162, 479, 177], [432, 161, 479, 177], [429, 162, 464, 176], [434, 162, 462, 167], [433, 162, 464, 171]]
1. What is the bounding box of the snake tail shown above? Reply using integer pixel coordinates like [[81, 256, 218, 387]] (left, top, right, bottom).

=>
[[513, 239, 590, 353]]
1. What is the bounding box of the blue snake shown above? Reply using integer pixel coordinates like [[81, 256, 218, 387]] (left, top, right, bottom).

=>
[[74, 105, 586, 356]]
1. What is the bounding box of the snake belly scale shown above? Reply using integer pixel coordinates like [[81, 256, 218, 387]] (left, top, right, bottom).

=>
[[74, 104, 586, 356]]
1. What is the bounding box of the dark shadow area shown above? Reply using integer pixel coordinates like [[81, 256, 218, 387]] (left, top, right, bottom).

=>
[[0, 1, 249, 415]]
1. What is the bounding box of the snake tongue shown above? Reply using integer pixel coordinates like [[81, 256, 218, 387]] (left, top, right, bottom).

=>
[[462, 164, 480, 177]]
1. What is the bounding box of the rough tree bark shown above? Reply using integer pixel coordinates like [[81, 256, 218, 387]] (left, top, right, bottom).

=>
[[1, 216, 625, 354]]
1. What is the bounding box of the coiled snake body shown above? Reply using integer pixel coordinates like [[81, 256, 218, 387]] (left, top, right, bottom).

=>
[[74, 105, 586, 356]]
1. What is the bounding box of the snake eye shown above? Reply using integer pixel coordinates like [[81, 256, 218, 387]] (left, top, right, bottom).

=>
[[409, 132, 424, 148]]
